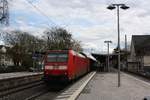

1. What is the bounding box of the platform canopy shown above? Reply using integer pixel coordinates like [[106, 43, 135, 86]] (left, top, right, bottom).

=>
[[92, 53, 118, 63]]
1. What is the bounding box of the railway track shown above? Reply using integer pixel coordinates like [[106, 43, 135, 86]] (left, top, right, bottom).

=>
[[0, 80, 46, 100], [124, 71, 150, 83], [110, 68, 150, 82], [35, 72, 96, 100], [0, 77, 72, 100], [0, 71, 96, 100], [25, 89, 49, 100]]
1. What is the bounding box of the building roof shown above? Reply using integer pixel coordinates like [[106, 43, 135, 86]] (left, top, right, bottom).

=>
[[132, 35, 150, 56]]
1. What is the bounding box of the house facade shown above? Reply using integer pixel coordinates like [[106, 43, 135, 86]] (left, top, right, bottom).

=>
[[128, 35, 150, 72], [0, 45, 13, 67]]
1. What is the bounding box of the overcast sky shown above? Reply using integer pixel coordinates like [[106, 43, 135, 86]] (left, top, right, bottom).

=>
[[1, 0, 150, 53]]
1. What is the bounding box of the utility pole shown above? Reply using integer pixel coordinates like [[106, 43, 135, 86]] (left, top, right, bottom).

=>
[[104, 40, 112, 72]]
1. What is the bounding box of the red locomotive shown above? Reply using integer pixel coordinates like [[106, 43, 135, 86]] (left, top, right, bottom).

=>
[[43, 50, 90, 82]]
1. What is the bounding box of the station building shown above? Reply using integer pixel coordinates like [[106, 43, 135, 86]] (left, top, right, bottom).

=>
[[128, 35, 150, 72]]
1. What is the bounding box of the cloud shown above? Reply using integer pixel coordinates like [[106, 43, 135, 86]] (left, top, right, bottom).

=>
[[3, 0, 150, 53]]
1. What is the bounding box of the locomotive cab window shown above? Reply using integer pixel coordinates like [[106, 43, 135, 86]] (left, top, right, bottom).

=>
[[47, 52, 68, 62], [47, 54, 57, 62], [57, 53, 68, 62]]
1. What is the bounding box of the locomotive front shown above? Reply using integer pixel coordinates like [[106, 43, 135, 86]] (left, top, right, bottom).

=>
[[44, 50, 69, 82]]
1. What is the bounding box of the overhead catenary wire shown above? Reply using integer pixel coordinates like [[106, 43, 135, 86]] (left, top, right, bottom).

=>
[[24, 0, 57, 28]]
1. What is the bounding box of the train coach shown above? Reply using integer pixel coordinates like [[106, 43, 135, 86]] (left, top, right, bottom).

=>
[[43, 50, 90, 82]]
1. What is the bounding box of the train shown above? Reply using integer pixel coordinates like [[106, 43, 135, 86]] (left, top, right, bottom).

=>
[[43, 50, 91, 82]]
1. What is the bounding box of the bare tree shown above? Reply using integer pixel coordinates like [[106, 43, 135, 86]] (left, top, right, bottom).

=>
[[43, 27, 82, 51], [3, 30, 44, 68], [71, 40, 83, 52], [2, 27, 82, 69]]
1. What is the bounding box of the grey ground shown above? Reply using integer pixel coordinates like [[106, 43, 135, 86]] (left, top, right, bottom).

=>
[[77, 72, 150, 100]]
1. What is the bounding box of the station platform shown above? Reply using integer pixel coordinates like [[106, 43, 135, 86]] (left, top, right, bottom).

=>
[[0, 72, 43, 93], [77, 72, 150, 100], [0, 72, 43, 80]]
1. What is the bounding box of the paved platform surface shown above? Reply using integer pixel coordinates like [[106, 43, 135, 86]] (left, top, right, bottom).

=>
[[77, 72, 150, 100], [0, 72, 43, 80]]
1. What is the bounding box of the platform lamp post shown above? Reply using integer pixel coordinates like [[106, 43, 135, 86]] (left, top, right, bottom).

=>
[[107, 4, 129, 87], [104, 40, 112, 72]]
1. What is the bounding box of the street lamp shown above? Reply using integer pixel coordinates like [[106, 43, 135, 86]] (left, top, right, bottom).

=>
[[104, 40, 112, 72], [107, 4, 129, 87]]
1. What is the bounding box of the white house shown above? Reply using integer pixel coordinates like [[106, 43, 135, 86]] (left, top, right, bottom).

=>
[[0, 45, 13, 67]]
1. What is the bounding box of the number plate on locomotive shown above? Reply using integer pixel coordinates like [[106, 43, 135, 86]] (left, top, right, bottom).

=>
[[53, 66, 59, 69]]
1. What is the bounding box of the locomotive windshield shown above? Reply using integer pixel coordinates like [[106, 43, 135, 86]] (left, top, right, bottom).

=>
[[47, 52, 68, 62]]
